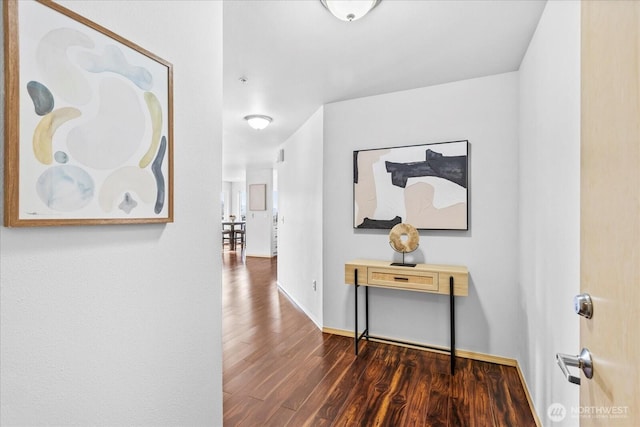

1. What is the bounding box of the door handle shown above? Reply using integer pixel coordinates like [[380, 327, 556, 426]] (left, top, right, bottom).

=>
[[556, 348, 594, 385]]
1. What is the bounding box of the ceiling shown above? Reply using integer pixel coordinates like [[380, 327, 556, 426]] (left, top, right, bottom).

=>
[[222, 0, 547, 182]]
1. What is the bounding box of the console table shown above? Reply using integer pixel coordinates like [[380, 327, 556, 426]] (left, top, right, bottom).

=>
[[345, 259, 468, 374]]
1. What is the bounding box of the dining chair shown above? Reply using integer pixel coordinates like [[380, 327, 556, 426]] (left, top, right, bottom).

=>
[[222, 224, 232, 247], [234, 222, 246, 249]]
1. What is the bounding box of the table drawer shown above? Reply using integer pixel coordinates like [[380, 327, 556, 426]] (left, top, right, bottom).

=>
[[367, 268, 439, 292]]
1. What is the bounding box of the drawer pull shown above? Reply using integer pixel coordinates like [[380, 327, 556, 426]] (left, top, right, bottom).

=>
[[394, 277, 409, 281]]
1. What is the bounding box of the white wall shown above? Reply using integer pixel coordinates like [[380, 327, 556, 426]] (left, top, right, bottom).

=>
[[0, 1, 223, 425], [518, 1, 581, 424], [323, 73, 520, 358], [276, 107, 324, 327], [245, 168, 274, 257]]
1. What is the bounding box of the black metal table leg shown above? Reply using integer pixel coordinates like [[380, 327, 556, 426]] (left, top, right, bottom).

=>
[[352, 266, 459, 373], [365, 286, 369, 340], [354, 269, 359, 355], [450, 275, 455, 375]]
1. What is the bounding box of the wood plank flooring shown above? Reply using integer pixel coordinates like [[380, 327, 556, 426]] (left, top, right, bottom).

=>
[[222, 252, 536, 426]]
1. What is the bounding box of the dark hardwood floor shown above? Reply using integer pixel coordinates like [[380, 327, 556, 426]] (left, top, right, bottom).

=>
[[222, 251, 536, 426]]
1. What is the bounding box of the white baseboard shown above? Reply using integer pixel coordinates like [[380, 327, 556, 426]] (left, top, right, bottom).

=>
[[276, 281, 322, 329]]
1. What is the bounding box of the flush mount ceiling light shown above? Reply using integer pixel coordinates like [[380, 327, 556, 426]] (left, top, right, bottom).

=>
[[244, 114, 273, 130], [320, 0, 381, 22]]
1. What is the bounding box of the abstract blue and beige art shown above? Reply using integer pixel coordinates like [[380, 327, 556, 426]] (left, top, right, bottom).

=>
[[353, 141, 468, 230], [18, 1, 170, 220]]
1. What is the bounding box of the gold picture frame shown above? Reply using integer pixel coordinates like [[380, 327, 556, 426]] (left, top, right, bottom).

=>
[[3, 0, 173, 226]]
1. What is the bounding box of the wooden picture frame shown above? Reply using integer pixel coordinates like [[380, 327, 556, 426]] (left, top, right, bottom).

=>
[[249, 184, 266, 211], [3, 0, 173, 226], [353, 140, 468, 230]]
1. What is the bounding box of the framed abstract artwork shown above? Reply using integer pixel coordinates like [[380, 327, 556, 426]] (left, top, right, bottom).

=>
[[3, 0, 173, 226], [353, 140, 468, 230]]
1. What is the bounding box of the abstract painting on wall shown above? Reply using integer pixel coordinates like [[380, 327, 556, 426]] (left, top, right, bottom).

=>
[[3, 0, 173, 226], [354, 140, 468, 230]]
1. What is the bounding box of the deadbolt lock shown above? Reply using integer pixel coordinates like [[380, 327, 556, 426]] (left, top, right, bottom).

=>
[[574, 293, 593, 319]]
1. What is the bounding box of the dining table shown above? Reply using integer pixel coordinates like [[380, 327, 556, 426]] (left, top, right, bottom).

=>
[[222, 221, 245, 251]]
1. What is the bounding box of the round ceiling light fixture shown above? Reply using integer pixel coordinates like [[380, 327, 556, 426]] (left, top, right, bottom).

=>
[[244, 114, 273, 130], [320, 0, 381, 22]]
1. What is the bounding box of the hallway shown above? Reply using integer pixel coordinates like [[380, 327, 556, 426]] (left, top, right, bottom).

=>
[[222, 252, 536, 426]]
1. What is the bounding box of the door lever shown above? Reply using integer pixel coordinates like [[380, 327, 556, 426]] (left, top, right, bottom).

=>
[[556, 348, 594, 385]]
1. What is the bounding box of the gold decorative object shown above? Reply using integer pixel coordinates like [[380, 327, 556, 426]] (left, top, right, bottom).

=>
[[388, 223, 419, 267]]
